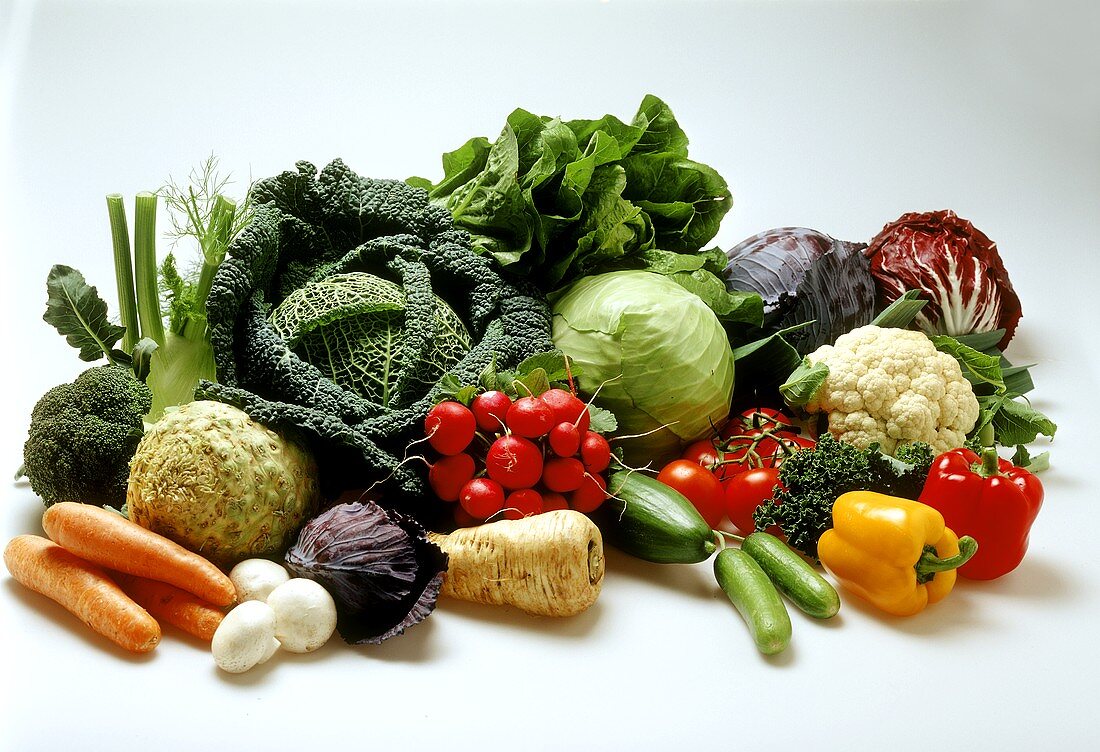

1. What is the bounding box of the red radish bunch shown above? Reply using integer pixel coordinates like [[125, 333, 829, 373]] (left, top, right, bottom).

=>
[[423, 388, 612, 525]]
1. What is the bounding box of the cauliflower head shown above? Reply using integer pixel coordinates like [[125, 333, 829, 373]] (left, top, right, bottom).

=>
[[803, 325, 979, 453]]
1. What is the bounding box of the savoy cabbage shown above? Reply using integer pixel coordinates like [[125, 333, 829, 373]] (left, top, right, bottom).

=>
[[198, 159, 553, 497]]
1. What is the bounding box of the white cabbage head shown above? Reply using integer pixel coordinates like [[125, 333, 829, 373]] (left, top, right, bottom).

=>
[[552, 270, 735, 465]]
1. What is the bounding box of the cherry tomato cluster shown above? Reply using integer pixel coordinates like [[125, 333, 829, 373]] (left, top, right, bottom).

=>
[[424, 388, 612, 526], [657, 407, 814, 534]]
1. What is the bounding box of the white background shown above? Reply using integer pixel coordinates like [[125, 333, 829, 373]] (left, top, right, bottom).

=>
[[2, 1, 1099, 749]]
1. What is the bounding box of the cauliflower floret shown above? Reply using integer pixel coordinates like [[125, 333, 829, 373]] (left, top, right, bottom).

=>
[[804, 325, 979, 453]]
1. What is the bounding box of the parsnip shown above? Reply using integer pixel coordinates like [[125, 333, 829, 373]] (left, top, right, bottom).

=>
[[429, 510, 604, 617]]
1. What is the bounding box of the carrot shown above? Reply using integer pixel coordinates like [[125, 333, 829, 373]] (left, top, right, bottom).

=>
[[427, 509, 605, 617], [42, 502, 236, 607], [4, 535, 161, 653], [112, 572, 226, 642]]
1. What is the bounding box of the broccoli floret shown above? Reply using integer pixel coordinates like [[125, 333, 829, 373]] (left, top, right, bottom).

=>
[[752, 435, 937, 560], [22, 365, 151, 507]]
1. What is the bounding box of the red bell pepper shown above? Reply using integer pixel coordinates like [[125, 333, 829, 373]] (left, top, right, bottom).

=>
[[918, 447, 1043, 580]]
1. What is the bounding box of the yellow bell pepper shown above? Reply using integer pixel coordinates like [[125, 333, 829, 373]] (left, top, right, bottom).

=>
[[818, 491, 978, 617]]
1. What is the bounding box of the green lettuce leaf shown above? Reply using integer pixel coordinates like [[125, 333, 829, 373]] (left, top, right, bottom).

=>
[[442, 124, 532, 265], [407, 95, 733, 304]]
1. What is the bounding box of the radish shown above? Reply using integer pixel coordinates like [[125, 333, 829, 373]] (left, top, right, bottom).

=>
[[459, 478, 506, 519], [580, 431, 612, 474], [425, 401, 477, 455], [506, 396, 555, 439], [504, 489, 544, 520], [471, 391, 512, 433], [485, 435, 543, 490], [429, 453, 476, 502], [543, 457, 585, 493], [548, 422, 582, 457]]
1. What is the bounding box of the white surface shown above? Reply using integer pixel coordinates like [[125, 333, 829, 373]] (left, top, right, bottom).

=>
[[2, 0, 1099, 749]]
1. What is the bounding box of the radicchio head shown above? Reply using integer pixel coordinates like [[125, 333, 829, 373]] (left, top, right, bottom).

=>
[[865, 210, 1022, 349]]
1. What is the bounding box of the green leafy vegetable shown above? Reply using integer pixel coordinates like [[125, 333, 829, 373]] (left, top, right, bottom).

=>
[[778, 357, 830, 407], [410, 95, 755, 323], [198, 159, 554, 498], [931, 335, 1006, 391], [551, 270, 734, 465], [270, 272, 472, 408], [870, 289, 927, 328], [753, 435, 936, 560], [42, 265, 128, 365]]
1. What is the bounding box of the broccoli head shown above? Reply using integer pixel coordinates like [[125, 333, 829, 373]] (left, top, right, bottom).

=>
[[22, 365, 151, 507]]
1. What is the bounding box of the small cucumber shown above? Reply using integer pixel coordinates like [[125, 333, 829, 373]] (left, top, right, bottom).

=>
[[599, 471, 718, 564], [713, 548, 792, 655], [742, 532, 841, 619]]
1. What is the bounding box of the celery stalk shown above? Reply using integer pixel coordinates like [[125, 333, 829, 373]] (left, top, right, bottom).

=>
[[107, 194, 140, 353], [133, 191, 165, 347]]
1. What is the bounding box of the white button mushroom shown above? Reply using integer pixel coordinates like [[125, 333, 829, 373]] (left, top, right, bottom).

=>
[[266, 578, 338, 653], [211, 600, 281, 673], [229, 558, 291, 602]]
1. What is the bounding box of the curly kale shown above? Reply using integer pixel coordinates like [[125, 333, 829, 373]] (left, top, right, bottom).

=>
[[752, 435, 936, 560], [198, 159, 553, 499], [22, 365, 152, 507]]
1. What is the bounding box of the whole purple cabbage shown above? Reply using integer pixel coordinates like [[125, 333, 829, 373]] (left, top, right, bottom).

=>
[[865, 210, 1022, 349], [724, 227, 876, 354], [285, 500, 448, 645]]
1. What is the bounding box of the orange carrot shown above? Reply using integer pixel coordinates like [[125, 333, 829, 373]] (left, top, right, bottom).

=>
[[112, 572, 226, 641], [42, 502, 237, 608], [4, 535, 161, 653]]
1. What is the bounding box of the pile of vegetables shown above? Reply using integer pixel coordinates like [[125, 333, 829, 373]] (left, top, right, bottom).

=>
[[6, 95, 1060, 666]]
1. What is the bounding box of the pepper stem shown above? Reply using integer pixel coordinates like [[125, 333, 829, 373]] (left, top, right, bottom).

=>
[[977, 420, 995, 449], [915, 536, 978, 583], [980, 448, 1001, 477]]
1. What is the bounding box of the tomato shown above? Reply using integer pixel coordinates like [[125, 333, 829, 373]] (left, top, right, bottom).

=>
[[424, 401, 477, 455], [681, 439, 735, 481], [723, 467, 782, 534], [718, 429, 814, 472], [737, 407, 795, 431], [656, 459, 725, 528]]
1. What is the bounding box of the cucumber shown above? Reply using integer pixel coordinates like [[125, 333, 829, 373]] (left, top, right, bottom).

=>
[[713, 548, 792, 655], [741, 532, 841, 619], [599, 471, 718, 564]]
